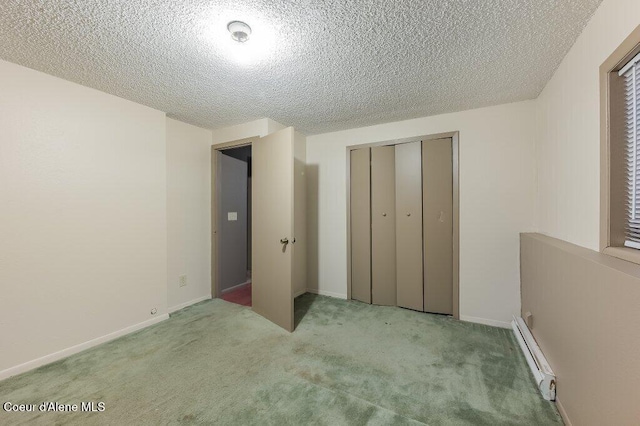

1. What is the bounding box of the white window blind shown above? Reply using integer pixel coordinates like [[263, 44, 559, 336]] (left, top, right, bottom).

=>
[[620, 51, 640, 249]]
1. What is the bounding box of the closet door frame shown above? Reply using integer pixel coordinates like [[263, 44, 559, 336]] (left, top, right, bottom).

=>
[[345, 132, 460, 319]]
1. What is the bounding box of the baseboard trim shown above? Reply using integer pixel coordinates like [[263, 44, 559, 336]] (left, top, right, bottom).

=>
[[168, 295, 212, 314], [221, 281, 250, 295], [0, 314, 169, 381], [294, 290, 307, 298], [306, 288, 348, 299], [556, 397, 573, 426], [460, 315, 511, 329]]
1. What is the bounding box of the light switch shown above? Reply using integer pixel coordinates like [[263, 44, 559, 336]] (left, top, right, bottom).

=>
[[228, 212, 238, 221]]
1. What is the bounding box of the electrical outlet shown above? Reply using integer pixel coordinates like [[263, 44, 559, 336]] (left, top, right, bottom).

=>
[[179, 275, 187, 287]]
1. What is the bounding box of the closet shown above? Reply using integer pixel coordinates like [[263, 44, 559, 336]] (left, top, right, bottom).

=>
[[350, 137, 455, 315]]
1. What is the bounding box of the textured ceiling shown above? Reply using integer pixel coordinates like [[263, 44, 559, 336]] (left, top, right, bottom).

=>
[[0, 0, 602, 135]]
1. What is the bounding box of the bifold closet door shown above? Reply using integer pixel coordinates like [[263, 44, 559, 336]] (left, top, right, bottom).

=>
[[395, 141, 423, 311], [350, 148, 371, 303], [423, 138, 453, 315], [371, 146, 396, 305]]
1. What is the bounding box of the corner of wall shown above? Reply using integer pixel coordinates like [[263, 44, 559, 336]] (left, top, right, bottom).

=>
[[211, 118, 266, 145], [166, 118, 213, 313], [266, 118, 287, 134]]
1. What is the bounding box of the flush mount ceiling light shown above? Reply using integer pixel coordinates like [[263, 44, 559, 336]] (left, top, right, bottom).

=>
[[227, 21, 251, 43], [201, 16, 275, 65]]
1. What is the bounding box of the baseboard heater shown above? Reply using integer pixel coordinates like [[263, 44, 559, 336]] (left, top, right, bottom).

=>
[[511, 316, 556, 401]]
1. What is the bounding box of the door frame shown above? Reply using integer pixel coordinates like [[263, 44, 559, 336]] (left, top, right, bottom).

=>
[[211, 136, 258, 299], [345, 131, 460, 319]]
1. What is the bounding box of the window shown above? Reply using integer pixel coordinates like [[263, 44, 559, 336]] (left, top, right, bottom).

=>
[[620, 53, 640, 249], [600, 24, 640, 263]]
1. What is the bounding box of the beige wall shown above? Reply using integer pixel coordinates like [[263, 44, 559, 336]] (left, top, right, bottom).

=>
[[166, 118, 212, 311], [0, 59, 168, 375], [306, 101, 537, 326], [520, 233, 640, 426], [529, 2, 640, 422], [535, 0, 640, 251]]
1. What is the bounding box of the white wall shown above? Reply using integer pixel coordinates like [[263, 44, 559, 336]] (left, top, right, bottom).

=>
[[166, 118, 212, 312], [211, 118, 287, 145], [212, 118, 265, 145], [306, 101, 537, 326], [535, 0, 640, 251], [0, 59, 168, 375], [266, 118, 287, 135]]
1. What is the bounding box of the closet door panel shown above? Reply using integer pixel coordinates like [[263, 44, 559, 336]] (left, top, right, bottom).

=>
[[395, 141, 424, 311], [371, 146, 396, 305], [350, 148, 371, 303], [423, 138, 453, 315]]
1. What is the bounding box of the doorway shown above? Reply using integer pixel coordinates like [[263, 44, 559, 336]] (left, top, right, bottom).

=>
[[211, 128, 306, 332], [214, 145, 252, 307]]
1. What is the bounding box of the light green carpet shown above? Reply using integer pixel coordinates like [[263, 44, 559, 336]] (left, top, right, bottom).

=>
[[0, 294, 561, 425]]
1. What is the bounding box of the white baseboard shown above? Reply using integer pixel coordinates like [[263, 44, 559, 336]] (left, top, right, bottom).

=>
[[556, 397, 573, 426], [0, 314, 169, 381], [221, 281, 250, 295], [306, 288, 348, 299], [168, 295, 212, 314], [293, 289, 307, 298], [460, 315, 512, 329]]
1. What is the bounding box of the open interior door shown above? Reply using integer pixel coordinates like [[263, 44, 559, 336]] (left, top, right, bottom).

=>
[[252, 127, 295, 331]]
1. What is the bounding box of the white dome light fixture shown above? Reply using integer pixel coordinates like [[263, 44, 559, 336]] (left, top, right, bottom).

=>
[[227, 21, 251, 43]]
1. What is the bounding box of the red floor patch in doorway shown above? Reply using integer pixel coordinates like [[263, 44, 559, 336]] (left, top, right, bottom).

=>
[[221, 283, 252, 307]]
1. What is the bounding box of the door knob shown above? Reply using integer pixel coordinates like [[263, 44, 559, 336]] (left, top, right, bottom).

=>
[[280, 238, 289, 244]]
